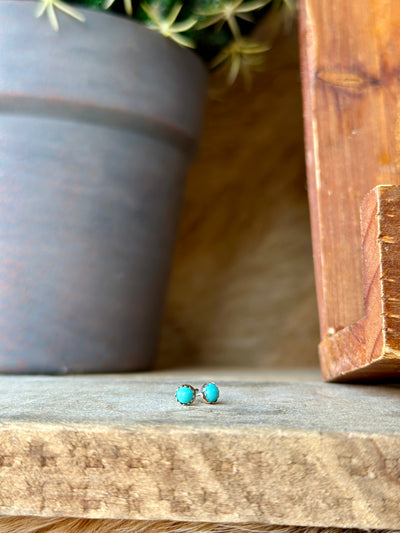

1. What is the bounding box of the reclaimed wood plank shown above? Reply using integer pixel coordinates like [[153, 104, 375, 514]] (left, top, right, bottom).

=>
[[0, 370, 398, 529], [319, 185, 400, 380], [299, 0, 400, 342]]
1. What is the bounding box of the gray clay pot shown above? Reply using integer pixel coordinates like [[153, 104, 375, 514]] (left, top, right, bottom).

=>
[[0, 1, 207, 373]]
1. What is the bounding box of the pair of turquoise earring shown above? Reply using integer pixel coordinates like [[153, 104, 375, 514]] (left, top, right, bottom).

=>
[[175, 382, 220, 405]]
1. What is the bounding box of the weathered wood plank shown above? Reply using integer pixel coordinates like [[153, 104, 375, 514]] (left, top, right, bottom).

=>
[[319, 185, 400, 380], [0, 371, 399, 529], [299, 0, 400, 340]]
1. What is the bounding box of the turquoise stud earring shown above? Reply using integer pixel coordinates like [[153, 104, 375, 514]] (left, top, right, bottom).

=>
[[200, 382, 220, 404], [175, 384, 198, 405]]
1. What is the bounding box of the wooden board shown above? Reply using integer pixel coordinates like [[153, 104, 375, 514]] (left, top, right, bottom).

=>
[[299, 0, 400, 339], [319, 185, 400, 380], [0, 370, 400, 529]]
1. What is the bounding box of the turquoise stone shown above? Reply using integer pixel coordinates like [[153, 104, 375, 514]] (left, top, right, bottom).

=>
[[202, 382, 219, 403], [176, 385, 195, 405]]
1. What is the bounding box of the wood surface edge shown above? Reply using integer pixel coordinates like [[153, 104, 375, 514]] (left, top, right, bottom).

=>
[[319, 185, 400, 381], [320, 342, 400, 381], [298, 0, 326, 338], [0, 423, 400, 529], [319, 319, 365, 381]]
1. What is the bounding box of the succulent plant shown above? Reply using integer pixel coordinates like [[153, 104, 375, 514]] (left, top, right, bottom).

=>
[[35, 0, 294, 82]]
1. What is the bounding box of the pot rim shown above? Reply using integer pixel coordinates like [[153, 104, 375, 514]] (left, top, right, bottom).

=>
[[1, 0, 209, 140]]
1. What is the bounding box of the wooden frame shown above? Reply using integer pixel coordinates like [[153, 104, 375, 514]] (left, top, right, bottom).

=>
[[300, 0, 400, 380]]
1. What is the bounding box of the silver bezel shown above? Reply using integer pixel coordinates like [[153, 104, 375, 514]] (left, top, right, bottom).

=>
[[200, 382, 219, 404], [175, 384, 197, 405]]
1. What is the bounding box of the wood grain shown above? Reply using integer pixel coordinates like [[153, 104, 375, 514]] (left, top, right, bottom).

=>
[[1, 371, 400, 529], [319, 185, 400, 380], [299, 0, 400, 339]]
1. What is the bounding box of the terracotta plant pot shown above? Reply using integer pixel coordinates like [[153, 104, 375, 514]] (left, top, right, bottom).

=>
[[0, 1, 207, 373]]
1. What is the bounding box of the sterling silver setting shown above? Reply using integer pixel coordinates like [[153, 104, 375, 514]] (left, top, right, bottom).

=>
[[200, 382, 220, 404], [175, 382, 220, 405], [175, 384, 198, 405]]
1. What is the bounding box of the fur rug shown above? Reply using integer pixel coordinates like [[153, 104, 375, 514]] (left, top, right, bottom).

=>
[[156, 14, 320, 370], [0, 517, 387, 533]]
